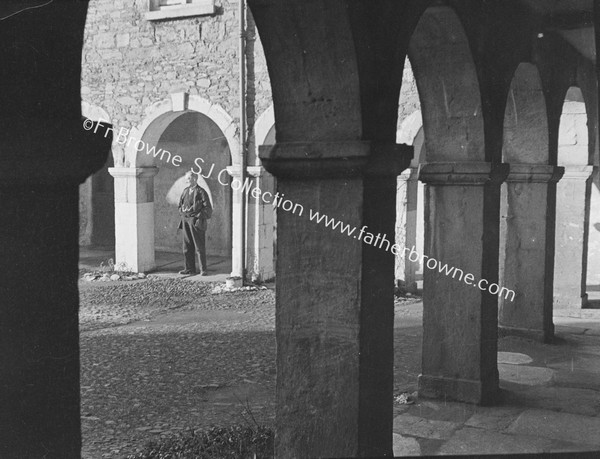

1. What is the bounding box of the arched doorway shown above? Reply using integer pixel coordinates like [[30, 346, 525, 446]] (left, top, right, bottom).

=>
[[555, 86, 596, 308], [149, 111, 232, 258], [111, 94, 241, 273]]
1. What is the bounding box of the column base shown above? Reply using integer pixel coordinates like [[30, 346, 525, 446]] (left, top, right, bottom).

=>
[[498, 324, 553, 343], [418, 374, 499, 405], [554, 293, 588, 310]]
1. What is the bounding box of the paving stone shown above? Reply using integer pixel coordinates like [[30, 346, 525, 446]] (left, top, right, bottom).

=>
[[501, 384, 600, 417], [464, 407, 522, 431], [392, 433, 421, 456], [498, 351, 533, 365], [551, 368, 600, 391], [438, 427, 553, 455], [392, 414, 460, 440], [547, 356, 600, 374], [498, 363, 555, 385], [555, 325, 587, 335], [506, 409, 600, 446], [405, 400, 475, 423]]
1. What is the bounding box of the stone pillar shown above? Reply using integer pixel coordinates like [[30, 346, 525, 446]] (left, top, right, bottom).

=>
[[109, 167, 158, 273], [246, 165, 275, 282], [0, 2, 110, 456], [498, 165, 564, 342], [418, 162, 508, 405], [554, 165, 594, 309], [395, 168, 419, 290], [227, 165, 245, 282], [260, 141, 412, 458], [0, 122, 111, 458]]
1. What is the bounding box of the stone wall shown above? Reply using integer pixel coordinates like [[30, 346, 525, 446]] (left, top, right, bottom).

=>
[[79, 0, 273, 246]]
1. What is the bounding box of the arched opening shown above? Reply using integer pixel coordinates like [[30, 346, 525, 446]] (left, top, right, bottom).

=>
[[555, 86, 596, 308], [395, 105, 425, 293], [498, 62, 555, 342], [111, 95, 240, 274], [145, 111, 232, 260], [80, 102, 115, 248]]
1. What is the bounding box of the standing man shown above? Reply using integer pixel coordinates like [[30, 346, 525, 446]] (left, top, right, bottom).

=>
[[178, 170, 212, 275]]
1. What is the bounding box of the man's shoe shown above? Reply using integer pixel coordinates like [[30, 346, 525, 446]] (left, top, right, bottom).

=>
[[179, 269, 194, 275]]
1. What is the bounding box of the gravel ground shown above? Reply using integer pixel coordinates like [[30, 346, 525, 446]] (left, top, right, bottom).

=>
[[79, 277, 422, 458]]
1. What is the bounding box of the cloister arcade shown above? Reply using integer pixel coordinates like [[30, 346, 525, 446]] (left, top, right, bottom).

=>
[[1, 0, 600, 457]]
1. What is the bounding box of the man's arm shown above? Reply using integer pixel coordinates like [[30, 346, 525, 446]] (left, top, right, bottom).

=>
[[189, 187, 208, 218]]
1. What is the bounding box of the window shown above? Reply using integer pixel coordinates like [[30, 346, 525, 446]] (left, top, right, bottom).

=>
[[146, 0, 215, 21]]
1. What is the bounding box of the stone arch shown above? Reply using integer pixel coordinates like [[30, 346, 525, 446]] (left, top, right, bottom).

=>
[[254, 105, 276, 151], [124, 94, 241, 169], [499, 62, 557, 342], [555, 86, 598, 307], [408, 6, 485, 162], [80, 101, 115, 247], [558, 86, 589, 167], [111, 93, 241, 273], [82, 101, 110, 123], [503, 63, 549, 163], [395, 112, 425, 290]]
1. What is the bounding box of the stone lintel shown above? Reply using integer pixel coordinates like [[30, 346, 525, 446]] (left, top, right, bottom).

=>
[[561, 165, 594, 180], [259, 141, 412, 179], [418, 162, 509, 186], [505, 164, 564, 183]]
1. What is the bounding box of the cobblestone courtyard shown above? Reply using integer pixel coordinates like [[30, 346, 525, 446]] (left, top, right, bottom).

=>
[[79, 276, 600, 457], [80, 277, 422, 457]]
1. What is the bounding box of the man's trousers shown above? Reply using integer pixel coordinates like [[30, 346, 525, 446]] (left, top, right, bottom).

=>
[[182, 218, 207, 272]]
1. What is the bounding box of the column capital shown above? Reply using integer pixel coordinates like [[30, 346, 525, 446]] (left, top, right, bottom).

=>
[[108, 166, 159, 179], [561, 165, 594, 180], [0, 120, 112, 187], [226, 165, 243, 178], [259, 141, 412, 179], [505, 164, 564, 183], [418, 162, 509, 186], [246, 165, 264, 178]]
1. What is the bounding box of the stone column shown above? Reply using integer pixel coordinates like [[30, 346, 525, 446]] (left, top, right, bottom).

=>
[[227, 165, 245, 283], [260, 141, 412, 458], [554, 165, 594, 309], [498, 165, 564, 341], [109, 167, 158, 273], [395, 168, 419, 290], [246, 165, 275, 282], [0, 2, 110, 456], [418, 162, 508, 405], [0, 120, 111, 457]]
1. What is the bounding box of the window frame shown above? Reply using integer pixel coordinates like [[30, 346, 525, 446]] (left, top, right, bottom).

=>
[[146, 0, 216, 21]]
